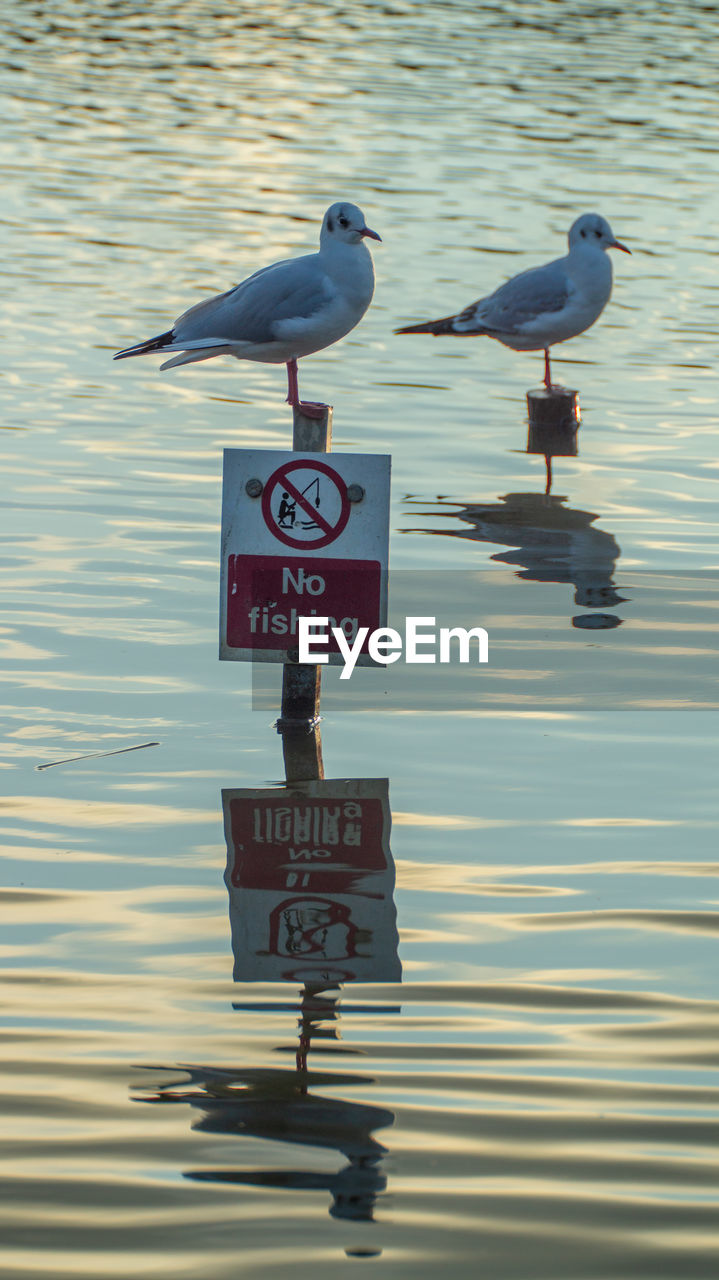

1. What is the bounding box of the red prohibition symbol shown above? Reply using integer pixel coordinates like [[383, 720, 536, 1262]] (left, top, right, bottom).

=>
[[261, 458, 351, 550]]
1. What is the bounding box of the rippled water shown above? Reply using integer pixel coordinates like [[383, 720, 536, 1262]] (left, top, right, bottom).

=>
[[2, 2, 719, 1277]]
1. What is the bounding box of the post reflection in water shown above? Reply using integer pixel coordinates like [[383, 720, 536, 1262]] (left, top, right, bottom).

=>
[[136, 763, 401, 1229], [407, 490, 629, 629]]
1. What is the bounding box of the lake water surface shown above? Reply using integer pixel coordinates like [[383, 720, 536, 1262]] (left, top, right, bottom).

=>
[[2, 3, 719, 1277]]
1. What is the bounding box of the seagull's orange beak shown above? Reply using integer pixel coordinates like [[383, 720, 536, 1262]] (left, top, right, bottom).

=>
[[360, 226, 382, 242], [611, 238, 631, 254]]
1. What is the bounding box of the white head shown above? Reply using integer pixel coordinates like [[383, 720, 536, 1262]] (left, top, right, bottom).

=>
[[320, 202, 381, 247], [568, 213, 631, 254]]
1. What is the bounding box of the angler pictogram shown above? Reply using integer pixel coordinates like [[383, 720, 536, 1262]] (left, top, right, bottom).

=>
[[261, 459, 351, 550]]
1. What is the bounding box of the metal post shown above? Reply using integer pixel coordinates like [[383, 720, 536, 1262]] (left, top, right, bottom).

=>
[[276, 403, 332, 782]]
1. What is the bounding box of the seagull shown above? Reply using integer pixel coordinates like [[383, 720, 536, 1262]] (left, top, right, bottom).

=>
[[395, 213, 630, 389], [114, 202, 380, 416]]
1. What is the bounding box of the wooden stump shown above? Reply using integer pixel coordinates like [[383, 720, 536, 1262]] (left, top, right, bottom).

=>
[[526, 387, 580, 494], [526, 387, 580, 454]]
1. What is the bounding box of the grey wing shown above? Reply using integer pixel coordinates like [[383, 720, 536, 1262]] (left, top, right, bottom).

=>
[[173, 253, 332, 346], [456, 258, 571, 334]]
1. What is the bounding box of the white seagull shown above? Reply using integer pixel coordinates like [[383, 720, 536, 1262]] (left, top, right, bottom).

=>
[[114, 202, 380, 415], [396, 213, 630, 389]]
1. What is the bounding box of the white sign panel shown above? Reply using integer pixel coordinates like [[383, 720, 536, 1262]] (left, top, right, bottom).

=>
[[220, 448, 391, 664]]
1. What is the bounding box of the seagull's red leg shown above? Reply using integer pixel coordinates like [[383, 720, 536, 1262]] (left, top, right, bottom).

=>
[[286, 357, 326, 420], [286, 359, 299, 406], [544, 348, 552, 390]]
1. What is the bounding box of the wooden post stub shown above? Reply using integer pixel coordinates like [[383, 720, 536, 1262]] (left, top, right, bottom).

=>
[[280, 722, 325, 784], [279, 658, 321, 724], [277, 402, 333, 778], [292, 403, 333, 453], [526, 387, 580, 457]]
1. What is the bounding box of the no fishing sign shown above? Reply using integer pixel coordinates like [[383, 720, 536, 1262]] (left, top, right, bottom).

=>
[[220, 448, 391, 663]]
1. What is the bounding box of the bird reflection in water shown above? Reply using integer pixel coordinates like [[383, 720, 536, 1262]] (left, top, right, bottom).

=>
[[408, 491, 628, 629], [135, 984, 395, 1223]]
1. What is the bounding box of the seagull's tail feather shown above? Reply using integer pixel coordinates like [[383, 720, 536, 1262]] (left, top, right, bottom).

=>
[[113, 330, 175, 360], [395, 314, 466, 336], [114, 330, 235, 370], [160, 345, 233, 371]]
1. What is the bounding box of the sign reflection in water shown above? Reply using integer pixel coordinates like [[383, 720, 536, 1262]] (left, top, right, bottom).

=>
[[136, 777, 400, 1225], [223, 779, 400, 985]]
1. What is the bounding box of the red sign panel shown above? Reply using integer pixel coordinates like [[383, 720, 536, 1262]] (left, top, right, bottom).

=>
[[226, 554, 382, 652], [227, 792, 388, 893]]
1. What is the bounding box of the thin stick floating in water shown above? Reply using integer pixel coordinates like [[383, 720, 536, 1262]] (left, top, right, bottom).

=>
[[36, 741, 160, 772]]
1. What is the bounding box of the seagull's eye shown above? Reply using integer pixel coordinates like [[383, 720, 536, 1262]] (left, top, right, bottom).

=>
[[339, 215, 349, 228], [580, 229, 586, 237], [594, 229, 602, 238]]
